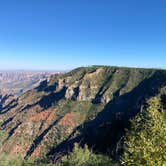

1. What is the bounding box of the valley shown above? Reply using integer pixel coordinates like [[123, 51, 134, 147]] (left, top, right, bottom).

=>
[[0, 70, 58, 95]]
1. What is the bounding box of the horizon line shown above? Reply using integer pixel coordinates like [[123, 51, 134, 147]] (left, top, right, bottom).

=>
[[0, 65, 165, 72]]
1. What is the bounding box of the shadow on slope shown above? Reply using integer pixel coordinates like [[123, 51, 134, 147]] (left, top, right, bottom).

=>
[[35, 80, 58, 93], [25, 116, 64, 158], [0, 99, 18, 115], [3, 122, 22, 142], [39, 87, 66, 109], [48, 71, 166, 161], [21, 86, 67, 112], [0, 86, 67, 134], [0, 95, 17, 114], [0, 116, 15, 129]]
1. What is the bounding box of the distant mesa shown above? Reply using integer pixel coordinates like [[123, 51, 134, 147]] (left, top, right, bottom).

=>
[[0, 70, 61, 96]]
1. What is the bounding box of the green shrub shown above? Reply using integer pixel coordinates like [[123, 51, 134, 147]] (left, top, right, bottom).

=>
[[61, 143, 115, 166]]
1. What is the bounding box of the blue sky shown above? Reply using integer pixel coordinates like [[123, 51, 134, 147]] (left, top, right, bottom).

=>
[[0, 0, 166, 70]]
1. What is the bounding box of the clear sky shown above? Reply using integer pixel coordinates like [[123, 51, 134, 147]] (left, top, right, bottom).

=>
[[0, 0, 166, 70]]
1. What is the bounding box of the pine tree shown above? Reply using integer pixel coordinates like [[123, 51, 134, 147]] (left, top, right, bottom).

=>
[[121, 97, 166, 166]]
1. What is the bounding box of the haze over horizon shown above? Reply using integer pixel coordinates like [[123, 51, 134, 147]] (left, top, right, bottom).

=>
[[0, 0, 166, 70]]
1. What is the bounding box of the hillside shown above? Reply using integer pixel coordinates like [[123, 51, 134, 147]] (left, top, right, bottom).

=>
[[0, 66, 165, 164]]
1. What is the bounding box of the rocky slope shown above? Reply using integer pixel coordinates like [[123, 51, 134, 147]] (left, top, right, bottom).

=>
[[0, 66, 165, 161]]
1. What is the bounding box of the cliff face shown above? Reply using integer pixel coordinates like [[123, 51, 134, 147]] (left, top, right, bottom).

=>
[[0, 66, 165, 159]]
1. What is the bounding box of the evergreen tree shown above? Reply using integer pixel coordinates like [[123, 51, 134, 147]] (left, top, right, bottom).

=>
[[121, 97, 166, 166]]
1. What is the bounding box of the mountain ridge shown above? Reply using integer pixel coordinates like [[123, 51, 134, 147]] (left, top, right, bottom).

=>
[[0, 66, 165, 162]]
